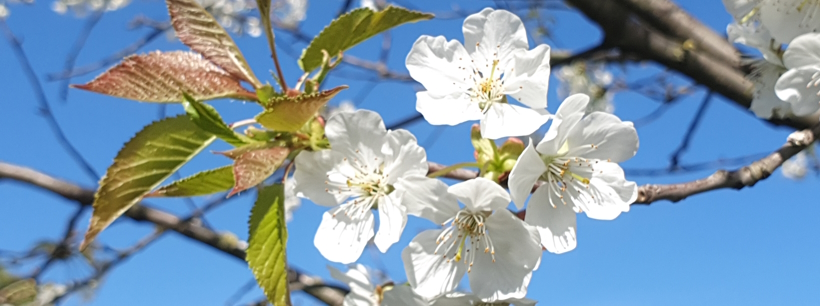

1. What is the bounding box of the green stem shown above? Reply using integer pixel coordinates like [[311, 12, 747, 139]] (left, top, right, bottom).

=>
[[257, 0, 288, 92], [427, 162, 480, 178]]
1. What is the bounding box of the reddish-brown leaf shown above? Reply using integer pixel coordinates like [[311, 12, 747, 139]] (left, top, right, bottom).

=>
[[166, 0, 261, 88], [74, 51, 255, 103], [229, 147, 290, 197]]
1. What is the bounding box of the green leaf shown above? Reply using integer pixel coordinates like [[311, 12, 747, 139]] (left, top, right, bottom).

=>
[[229, 147, 290, 197], [255, 85, 347, 132], [183, 93, 254, 146], [298, 6, 433, 72], [81, 115, 215, 250], [73, 51, 256, 103], [0, 279, 36, 305], [247, 184, 290, 306], [471, 124, 495, 166], [166, 0, 261, 87], [147, 166, 234, 197]]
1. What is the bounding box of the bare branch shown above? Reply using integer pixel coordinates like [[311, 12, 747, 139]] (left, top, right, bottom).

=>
[[613, 0, 740, 67], [0, 162, 347, 306], [564, 0, 820, 130], [636, 123, 820, 204]]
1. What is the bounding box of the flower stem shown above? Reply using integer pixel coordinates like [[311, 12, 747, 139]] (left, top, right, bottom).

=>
[[258, 1, 288, 92], [427, 162, 480, 178]]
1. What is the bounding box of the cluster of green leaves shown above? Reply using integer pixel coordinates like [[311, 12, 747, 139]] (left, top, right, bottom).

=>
[[471, 124, 525, 182], [73, 0, 433, 303]]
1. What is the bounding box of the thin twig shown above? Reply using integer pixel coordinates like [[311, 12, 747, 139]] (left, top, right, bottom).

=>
[[0, 20, 100, 182], [58, 10, 104, 101], [670, 91, 713, 167]]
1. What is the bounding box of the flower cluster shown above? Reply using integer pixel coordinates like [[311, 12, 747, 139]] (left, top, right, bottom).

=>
[[723, 0, 820, 119], [293, 8, 639, 305]]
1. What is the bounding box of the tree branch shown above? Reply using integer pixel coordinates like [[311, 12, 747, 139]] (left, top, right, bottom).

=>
[[564, 0, 820, 130], [0, 162, 347, 306], [636, 122, 820, 204], [613, 0, 740, 68]]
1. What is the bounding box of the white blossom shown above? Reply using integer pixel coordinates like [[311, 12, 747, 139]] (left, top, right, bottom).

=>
[[51, 0, 129, 16], [294, 110, 444, 264], [724, 4, 795, 118], [402, 178, 542, 301], [272, 0, 307, 28], [406, 8, 551, 139], [759, 0, 820, 43], [329, 264, 428, 306], [324, 100, 357, 119], [508, 94, 638, 254], [283, 177, 301, 222], [775, 32, 820, 116], [431, 292, 536, 306], [782, 150, 809, 180], [749, 60, 794, 118], [556, 62, 614, 114], [724, 0, 820, 44], [783, 145, 817, 180]]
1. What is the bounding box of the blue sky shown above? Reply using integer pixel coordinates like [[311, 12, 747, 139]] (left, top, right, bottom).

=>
[[1, 0, 819, 305]]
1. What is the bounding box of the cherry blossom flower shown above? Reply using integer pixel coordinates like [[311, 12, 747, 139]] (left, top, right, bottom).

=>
[[508, 94, 638, 254], [294, 110, 444, 264], [556, 62, 614, 114], [724, 2, 795, 118], [723, 0, 820, 44], [402, 178, 541, 301], [283, 177, 301, 222], [329, 264, 428, 306], [748, 60, 793, 118], [405, 8, 551, 139], [431, 292, 536, 306], [759, 0, 820, 43], [775, 33, 820, 116]]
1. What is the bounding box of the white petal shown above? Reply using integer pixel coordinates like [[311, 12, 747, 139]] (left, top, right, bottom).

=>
[[382, 286, 428, 306], [536, 94, 588, 154], [526, 185, 577, 254], [313, 207, 374, 264], [722, 0, 758, 22], [565, 112, 638, 163], [504, 44, 551, 109], [775, 65, 820, 116], [403, 230, 468, 299], [448, 177, 510, 212], [507, 141, 547, 209], [327, 265, 377, 306], [783, 33, 820, 68], [760, 0, 820, 43], [395, 175, 459, 224], [382, 129, 427, 182], [416, 91, 484, 126], [750, 61, 793, 119], [293, 150, 349, 206], [406, 35, 473, 96], [463, 8, 528, 72], [325, 109, 387, 164], [569, 162, 637, 220], [727, 22, 780, 62], [468, 209, 541, 301], [373, 194, 407, 253], [480, 104, 550, 140]]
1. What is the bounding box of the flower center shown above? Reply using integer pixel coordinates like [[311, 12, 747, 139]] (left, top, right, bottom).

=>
[[434, 210, 495, 272], [324, 150, 393, 219], [540, 141, 603, 209], [469, 59, 506, 113]]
